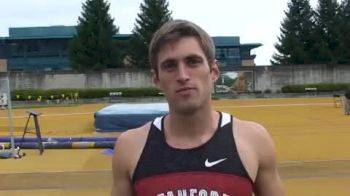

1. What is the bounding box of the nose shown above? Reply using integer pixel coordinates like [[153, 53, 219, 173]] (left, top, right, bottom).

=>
[[176, 63, 190, 83]]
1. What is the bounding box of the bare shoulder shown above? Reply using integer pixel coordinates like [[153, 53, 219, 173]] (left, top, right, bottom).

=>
[[233, 117, 284, 195], [233, 117, 274, 150], [113, 122, 151, 156], [232, 117, 277, 181], [233, 118, 284, 195], [111, 123, 152, 195], [112, 122, 151, 177], [116, 122, 151, 147]]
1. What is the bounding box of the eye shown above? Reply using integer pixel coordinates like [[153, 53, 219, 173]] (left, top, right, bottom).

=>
[[160, 60, 177, 71], [186, 56, 202, 67]]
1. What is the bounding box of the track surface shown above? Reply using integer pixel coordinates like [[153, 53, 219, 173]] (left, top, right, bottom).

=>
[[0, 97, 349, 195]]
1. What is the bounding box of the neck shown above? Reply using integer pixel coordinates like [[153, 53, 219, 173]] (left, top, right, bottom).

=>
[[164, 105, 219, 148]]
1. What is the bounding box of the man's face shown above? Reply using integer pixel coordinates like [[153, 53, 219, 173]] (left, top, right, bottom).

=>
[[153, 37, 219, 114]]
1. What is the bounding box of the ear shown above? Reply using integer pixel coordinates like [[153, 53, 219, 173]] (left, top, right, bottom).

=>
[[151, 69, 161, 88], [210, 60, 220, 82]]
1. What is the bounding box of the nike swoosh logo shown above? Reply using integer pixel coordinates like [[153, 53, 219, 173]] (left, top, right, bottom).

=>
[[205, 158, 227, 167]]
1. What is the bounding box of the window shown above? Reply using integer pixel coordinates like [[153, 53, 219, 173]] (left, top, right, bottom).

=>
[[228, 57, 241, 65], [216, 47, 240, 59], [215, 48, 226, 60], [27, 41, 39, 52], [228, 48, 239, 58]]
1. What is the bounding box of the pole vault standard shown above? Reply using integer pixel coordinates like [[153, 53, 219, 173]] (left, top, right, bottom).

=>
[[0, 75, 17, 158]]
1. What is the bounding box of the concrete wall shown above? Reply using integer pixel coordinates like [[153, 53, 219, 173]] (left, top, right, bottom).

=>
[[0, 73, 8, 94], [2, 70, 154, 90], [1, 64, 350, 92], [253, 65, 350, 92], [0, 59, 7, 72]]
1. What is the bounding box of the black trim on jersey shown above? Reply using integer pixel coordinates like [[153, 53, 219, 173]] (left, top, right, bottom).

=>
[[132, 112, 252, 184]]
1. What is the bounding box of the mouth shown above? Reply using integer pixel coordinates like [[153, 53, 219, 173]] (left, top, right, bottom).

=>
[[176, 87, 196, 93]]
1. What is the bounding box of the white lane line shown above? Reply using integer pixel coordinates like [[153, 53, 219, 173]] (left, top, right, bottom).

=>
[[0, 112, 94, 119], [280, 159, 350, 165], [216, 102, 333, 109], [283, 172, 350, 180], [0, 102, 333, 119]]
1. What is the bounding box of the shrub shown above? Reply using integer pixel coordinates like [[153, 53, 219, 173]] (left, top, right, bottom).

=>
[[264, 89, 272, 94], [281, 83, 350, 93], [11, 87, 162, 101]]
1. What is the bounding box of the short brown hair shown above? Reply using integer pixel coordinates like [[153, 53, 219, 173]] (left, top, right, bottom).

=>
[[149, 19, 215, 71]]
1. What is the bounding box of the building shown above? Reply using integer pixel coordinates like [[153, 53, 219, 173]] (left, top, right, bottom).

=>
[[0, 26, 261, 71], [212, 37, 261, 69]]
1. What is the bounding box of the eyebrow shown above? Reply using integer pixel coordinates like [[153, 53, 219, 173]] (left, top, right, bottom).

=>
[[185, 54, 204, 61], [159, 53, 204, 65], [159, 58, 177, 68]]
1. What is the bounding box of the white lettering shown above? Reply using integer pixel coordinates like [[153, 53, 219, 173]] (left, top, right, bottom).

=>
[[177, 189, 187, 196], [198, 189, 208, 196], [210, 191, 219, 196], [190, 189, 198, 196], [167, 191, 175, 196], [157, 189, 230, 196]]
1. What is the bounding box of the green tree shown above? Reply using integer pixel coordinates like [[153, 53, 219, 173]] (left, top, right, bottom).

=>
[[271, 0, 316, 65], [129, 0, 172, 68], [69, 0, 120, 71], [338, 0, 350, 64], [313, 0, 341, 64]]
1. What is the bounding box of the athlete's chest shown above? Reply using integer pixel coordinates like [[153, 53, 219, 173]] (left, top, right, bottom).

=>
[[131, 113, 253, 195]]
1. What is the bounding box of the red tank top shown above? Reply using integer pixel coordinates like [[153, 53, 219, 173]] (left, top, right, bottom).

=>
[[132, 112, 253, 195]]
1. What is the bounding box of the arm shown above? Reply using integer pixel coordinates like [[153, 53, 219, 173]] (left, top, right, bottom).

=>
[[111, 133, 134, 196], [253, 124, 284, 196]]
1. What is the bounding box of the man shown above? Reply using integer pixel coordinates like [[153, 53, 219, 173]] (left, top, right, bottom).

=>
[[344, 90, 350, 115], [0, 93, 7, 110], [112, 19, 284, 196]]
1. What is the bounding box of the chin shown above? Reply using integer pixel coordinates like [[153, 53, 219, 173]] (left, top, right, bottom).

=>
[[171, 101, 201, 115]]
